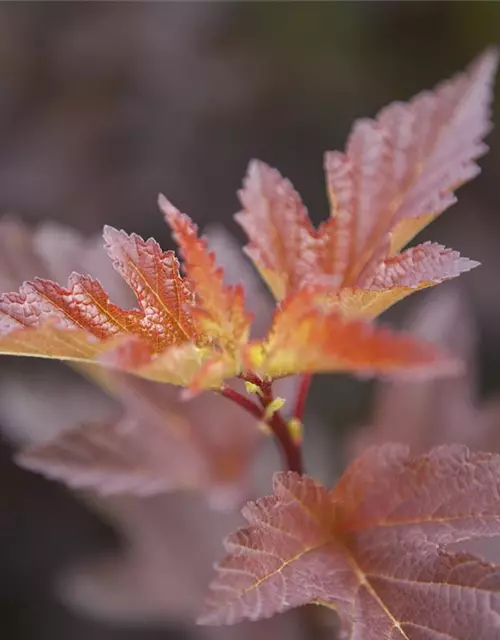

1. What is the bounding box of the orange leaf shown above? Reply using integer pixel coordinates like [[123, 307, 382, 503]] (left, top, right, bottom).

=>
[[0, 226, 215, 386], [244, 288, 460, 380], [101, 336, 215, 387], [160, 196, 252, 350], [200, 445, 500, 637], [0, 322, 107, 363], [0, 51, 495, 389]]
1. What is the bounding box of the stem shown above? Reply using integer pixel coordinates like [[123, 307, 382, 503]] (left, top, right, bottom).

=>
[[255, 380, 303, 475], [220, 381, 304, 475], [219, 387, 263, 421], [294, 374, 312, 423], [269, 411, 303, 474]]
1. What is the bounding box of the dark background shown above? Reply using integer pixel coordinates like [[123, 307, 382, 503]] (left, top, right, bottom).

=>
[[0, 2, 499, 639]]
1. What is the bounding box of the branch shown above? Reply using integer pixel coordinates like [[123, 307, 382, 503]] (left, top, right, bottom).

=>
[[256, 380, 303, 475], [219, 387, 263, 421], [220, 380, 303, 475], [269, 410, 303, 474]]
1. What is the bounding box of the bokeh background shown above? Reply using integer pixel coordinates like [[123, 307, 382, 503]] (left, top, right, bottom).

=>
[[0, 2, 500, 639]]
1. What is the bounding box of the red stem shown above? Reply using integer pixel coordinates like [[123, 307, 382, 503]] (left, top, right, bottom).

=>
[[294, 374, 312, 423], [255, 380, 303, 475], [219, 387, 263, 421], [220, 381, 303, 475], [269, 411, 303, 474]]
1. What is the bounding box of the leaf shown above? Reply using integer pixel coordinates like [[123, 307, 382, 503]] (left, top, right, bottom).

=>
[[200, 445, 500, 639], [236, 49, 497, 312], [308, 242, 478, 320], [203, 224, 274, 340], [244, 288, 461, 381], [18, 416, 198, 496], [319, 48, 498, 286], [362, 242, 479, 290], [103, 226, 197, 350], [235, 161, 316, 301], [16, 376, 263, 504], [0, 322, 106, 363], [0, 226, 198, 352], [0, 274, 143, 338], [0, 224, 211, 386], [1, 47, 494, 390], [160, 195, 253, 349]]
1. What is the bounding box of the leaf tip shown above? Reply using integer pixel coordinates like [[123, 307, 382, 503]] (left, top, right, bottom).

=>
[[157, 192, 179, 218]]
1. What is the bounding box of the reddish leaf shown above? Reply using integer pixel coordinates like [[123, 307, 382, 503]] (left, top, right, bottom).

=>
[[0, 274, 142, 338], [0, 225, 210, 386], [363, 242, 479, 290], [318, 48, 497, 286], [160, 196, 252, 349], [235, 161, 316, 301], [200, 445, 500, 638], [0, 52, 495, 387], [103, 226, 197, 349], [236, 50, 497, 314], [18, 414, 200, 497]]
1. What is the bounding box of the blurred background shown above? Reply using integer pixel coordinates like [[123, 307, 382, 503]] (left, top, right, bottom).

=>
[[0, 2, 499, 639]]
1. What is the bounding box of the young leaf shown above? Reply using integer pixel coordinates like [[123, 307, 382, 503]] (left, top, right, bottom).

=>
[[244, 288, 461, 380], [200, 444, 500, 639], [0, 223, 279, 506], [0, 274, 143, 338], [320, 48, 497, 286], [103, 226, 197, 349], [0, 217, 460, 389], [0, 223, 212, 386], [160, 195, 253, 350], [1, 54, 494, 388], [363, 242, 479, 291], [235, 161, 316, 301], [0, 224, 202, 380], [236, 49, 497, 315]]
